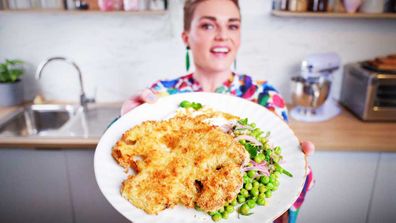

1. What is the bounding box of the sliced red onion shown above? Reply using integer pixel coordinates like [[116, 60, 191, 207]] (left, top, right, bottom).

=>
[[235, 123, 254, 130], [242, 166, 270, 176]]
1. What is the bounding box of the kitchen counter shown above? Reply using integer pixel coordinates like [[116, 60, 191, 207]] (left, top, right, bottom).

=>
[[289, 107, 396, 152], [0, 104, 395, 151]]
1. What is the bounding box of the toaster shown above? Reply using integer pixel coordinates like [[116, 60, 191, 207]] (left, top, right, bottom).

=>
[[340, 63, 396, 121]]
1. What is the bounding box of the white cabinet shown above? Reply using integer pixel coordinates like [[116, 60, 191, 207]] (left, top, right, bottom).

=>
[[0, 149, 73, 223], [65, 150, 129, 223], [298, 151, 380, 223], [0, 149, 128, 223], [368, 153, 396, 223]]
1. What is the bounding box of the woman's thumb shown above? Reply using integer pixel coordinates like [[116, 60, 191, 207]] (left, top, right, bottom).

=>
[[141, 89, 157, 104]]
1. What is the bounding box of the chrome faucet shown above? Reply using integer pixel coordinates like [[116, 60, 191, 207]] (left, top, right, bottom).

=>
[[35, 57, 95, 109]]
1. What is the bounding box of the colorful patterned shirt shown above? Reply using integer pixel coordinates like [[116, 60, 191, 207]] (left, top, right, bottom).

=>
[[150, 73, 289, 122], [149, 73, 313, 223]]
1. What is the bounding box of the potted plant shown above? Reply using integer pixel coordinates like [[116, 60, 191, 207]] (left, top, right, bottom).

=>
[[0, 59, 24, 107]]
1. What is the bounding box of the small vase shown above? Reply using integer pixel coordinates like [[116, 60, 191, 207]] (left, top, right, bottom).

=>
[[0, 80, 24, 107], [343, 0, 362, 13]]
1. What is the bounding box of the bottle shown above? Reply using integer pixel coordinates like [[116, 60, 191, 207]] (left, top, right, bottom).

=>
[[297, 0, 308, 11], [281, 0, 289, 11], [308, 0, 328, 12], [272, 0, 282, 10], [123, 0, 139, 11], [289, 0, 298, 11]]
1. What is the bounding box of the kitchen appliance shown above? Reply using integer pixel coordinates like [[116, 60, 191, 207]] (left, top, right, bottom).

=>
[[290, 52, 341, 122], [340, 62, 396, 121]]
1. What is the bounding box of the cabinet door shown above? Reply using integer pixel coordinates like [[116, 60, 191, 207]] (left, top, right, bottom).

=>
[[298, 151, 379, 223], [368, 152, 396, 223], [0, 149, 73, 223], [65, 150, 129, 223]]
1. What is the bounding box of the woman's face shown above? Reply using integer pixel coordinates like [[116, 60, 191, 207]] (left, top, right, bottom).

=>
[[183, 0, 241, 73]]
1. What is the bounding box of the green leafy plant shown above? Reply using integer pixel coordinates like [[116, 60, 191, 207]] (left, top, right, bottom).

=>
[[0, 59, 24, 83]]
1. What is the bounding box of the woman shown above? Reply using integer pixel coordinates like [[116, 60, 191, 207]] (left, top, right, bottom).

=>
[[121, 0, 314, 222]]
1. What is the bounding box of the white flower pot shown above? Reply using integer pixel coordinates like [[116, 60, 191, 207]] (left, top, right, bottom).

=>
[[0, 80, 24, 107]]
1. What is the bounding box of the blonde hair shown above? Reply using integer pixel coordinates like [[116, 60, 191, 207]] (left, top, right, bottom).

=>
[[183, 0, 240, 31]]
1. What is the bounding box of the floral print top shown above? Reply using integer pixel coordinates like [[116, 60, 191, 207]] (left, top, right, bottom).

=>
[[150, 73, 289, 122]]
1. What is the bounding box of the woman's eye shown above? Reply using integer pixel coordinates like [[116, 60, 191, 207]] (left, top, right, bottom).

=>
[[229, 24, 240, 30], [201, 23, 214, 30]]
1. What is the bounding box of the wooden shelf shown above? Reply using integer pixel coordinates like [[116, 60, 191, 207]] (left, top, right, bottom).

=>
[[272, 10, 396, 19], [0, 9, 167, 15]]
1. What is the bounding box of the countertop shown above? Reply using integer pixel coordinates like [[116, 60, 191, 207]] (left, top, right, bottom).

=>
[[0, 103, 395, 151]]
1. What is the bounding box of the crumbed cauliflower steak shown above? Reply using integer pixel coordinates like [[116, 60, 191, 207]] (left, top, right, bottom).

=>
[[112, 115, 248, 214]]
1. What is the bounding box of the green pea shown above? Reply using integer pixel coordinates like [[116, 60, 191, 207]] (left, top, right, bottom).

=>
[[237, 195, 246, 203], [259, 184, 267, 193], [274, 146, 282, 155], [243, 175, 251, 183], [225, 205, 234, 213], [272, 185, 278, 191], [258, 193, 266, 200], [191, 102, 203, 110], [209, 211, 218, 216], [230, 199, 237, 206], [245, 182, 253, 190], [239, 204, 250, 215], [179, 100, 191, 108], [257, 197, 267, 206], [254, 155, 263, 163], [266, 183, 274, 190], [253, 181, 260, 189], [265, 190, 272, 198], [274, 171, 281, 178], [222, 211, 229, 219], [247, 170, 256, 178], [269, 175, 277, 184], [252, 128, 262, 137], [212, 213, 222, 222], [273, 179, 280, 187], [260, 175, 270, 184], [250, 187, 259, 197], [240, 188, 249, 197], [247, 199, 256, 209]]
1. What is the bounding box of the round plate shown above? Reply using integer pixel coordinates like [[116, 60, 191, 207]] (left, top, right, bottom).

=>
[[94, 92, 307, 223]]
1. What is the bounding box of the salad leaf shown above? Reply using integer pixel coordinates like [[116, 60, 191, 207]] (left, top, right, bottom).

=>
[[243, 143, 258, 159]]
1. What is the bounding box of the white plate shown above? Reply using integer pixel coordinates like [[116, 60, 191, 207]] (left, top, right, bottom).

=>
[[94, 92, 307, 223]]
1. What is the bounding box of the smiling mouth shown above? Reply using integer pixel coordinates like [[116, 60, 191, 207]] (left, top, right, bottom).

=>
[[210, 47, 231, 56]]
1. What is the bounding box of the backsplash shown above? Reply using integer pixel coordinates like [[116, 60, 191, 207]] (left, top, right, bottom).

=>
[[1, 0, 396, 103]]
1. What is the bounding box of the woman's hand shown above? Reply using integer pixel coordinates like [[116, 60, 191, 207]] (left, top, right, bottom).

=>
[[120, 89, 157, 116], [301, 140, 315, 156]]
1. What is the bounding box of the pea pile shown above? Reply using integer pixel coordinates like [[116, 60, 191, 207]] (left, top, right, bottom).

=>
[[177, 101, 292, 222], [207, 118, 292, 222]]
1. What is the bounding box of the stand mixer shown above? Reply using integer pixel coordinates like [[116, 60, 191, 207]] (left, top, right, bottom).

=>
[[290, 52, 341, 122]]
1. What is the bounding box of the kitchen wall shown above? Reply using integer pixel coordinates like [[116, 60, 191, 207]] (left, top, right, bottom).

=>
[[1, 0, 396, 103]]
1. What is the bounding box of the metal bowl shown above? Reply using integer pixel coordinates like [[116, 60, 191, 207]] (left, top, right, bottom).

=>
[[291, 76, 331, 109]]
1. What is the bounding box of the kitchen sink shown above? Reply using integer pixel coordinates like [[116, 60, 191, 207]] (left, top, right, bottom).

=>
[[0, 104, 78, 137], [0, 104, 120, 138]]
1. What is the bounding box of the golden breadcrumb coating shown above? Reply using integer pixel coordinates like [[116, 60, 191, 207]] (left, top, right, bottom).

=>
[[112, 111, 248, 215]]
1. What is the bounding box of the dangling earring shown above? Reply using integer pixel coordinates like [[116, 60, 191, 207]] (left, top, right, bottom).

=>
[[233, 58, 237, 71], [185, 46, 190, 72]]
